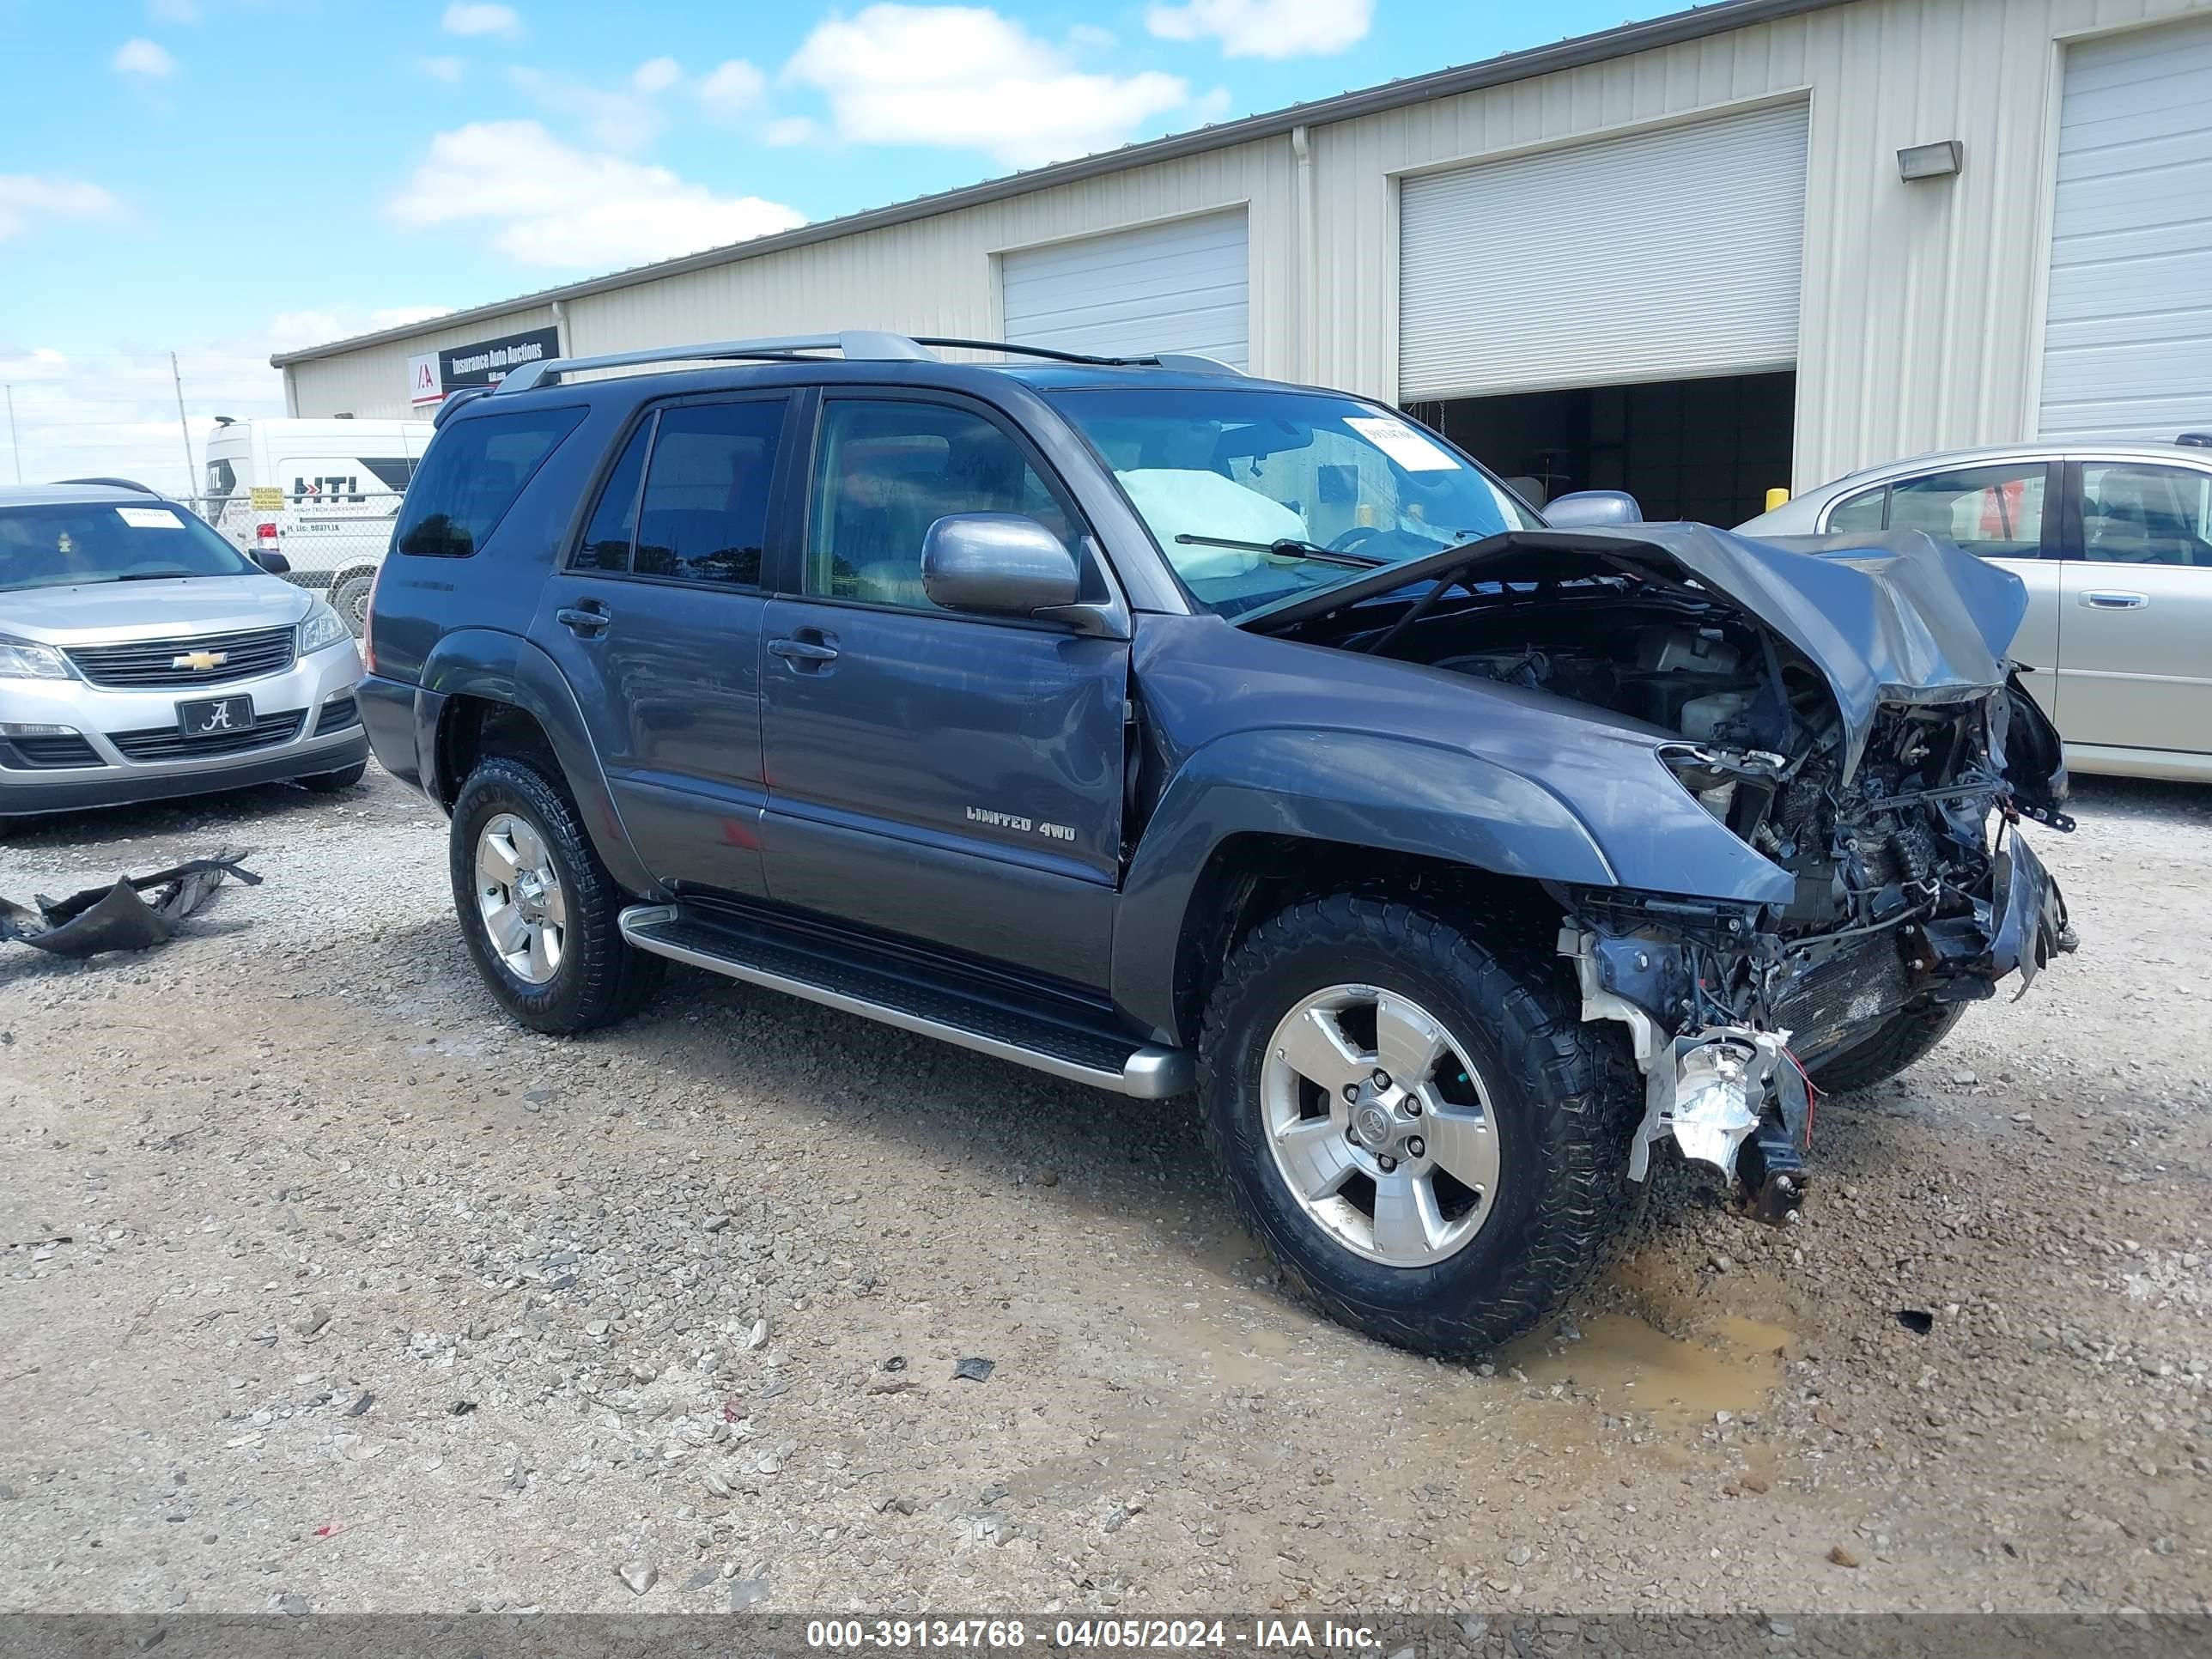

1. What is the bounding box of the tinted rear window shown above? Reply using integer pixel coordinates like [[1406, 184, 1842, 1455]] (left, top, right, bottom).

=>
[[395, 407, 584, 557]]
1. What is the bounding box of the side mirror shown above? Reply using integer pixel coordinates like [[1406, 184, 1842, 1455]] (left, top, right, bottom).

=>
[[1543, 489, 1643, 529], [251, 548, 292, 574], [921, 514, 1080, 617]]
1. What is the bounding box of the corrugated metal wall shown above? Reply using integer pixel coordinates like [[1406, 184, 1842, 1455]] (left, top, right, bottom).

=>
[[563, 139, 1292, 362], [1306, 0, 2209, 485], [288, 0, 2212, 490], [287, 304, 558, 425]]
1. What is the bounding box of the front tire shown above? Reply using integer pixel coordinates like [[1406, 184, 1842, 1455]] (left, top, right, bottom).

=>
[[449, 754, 663, 1035], [1199, 893, 1638, 1358], [1804, 1003, 1966, 1095]]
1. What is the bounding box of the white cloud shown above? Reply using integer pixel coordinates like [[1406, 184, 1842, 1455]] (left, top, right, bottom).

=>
[[0, 175, 121, 242], [385, 120, 804, 268], [1145, 0, 1372, 58], [441, 2, 521, 39], [112, 38, 176, 76], [509, 64, 682, 151], [416, 55, 465, 83], [148, 0, 200, 21], [371, 305, 454, 331], [1, 307, 455, 494], [697, 58, 766, 119], [0, 343, 268, 497], [782, 4, 1194, 168], [763, 115, 819, 148]]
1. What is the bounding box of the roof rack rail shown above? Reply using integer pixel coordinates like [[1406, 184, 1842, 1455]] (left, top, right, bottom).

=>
[[912, 337, 1243, 374], [495, 331, 939, 395], [56, 475, 159, 494], [492, 330, 1248, 398]]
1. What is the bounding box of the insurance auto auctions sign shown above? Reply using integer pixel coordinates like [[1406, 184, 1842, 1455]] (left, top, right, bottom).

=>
[[405, 325, 561, 405]]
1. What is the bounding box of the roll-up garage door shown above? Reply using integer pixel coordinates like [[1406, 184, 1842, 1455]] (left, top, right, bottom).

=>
[[1398, 103, 1809, 402], [1001, 210, 1248, 369], [2039, 16, 2212, 442]]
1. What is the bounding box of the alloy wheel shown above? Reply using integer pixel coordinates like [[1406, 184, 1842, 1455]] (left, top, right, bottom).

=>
[[1258, 984, 1502, 1267], [474, 811, 568, 985]]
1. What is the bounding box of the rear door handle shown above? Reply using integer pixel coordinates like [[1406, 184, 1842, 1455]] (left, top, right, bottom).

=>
[[769, 632, 840, 669], [556, 603, 612, 635], [2080, 590, 2148, 610]]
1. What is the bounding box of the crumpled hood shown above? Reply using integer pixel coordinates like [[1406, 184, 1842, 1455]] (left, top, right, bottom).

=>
[[1243, 523, 2029, 783], [1645, 525, 2027, 769]]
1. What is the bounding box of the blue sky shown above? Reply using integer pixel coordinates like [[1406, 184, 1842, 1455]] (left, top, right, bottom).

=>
[[2, 0, 1682, 490]]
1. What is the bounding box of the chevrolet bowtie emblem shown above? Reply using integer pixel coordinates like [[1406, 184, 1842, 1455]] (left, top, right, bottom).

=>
[[173, 649, 228, 672]]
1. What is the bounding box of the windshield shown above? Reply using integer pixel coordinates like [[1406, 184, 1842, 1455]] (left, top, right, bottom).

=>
[[0, 501, 261, 593], [1047, 386, 1540, 616]]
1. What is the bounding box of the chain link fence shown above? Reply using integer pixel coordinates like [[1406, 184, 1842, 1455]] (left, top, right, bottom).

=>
[[173, 491, 404, 634]]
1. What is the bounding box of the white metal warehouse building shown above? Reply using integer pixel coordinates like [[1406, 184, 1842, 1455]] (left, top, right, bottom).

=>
[[275, 0, 2212, 524]]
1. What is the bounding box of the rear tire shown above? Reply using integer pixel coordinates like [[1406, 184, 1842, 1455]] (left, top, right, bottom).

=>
[[1804, 1003, 1967, 1094], [1198, 892, 1638, 1358], [301, 760, 368, 793], [449, 753, 663, 1035]]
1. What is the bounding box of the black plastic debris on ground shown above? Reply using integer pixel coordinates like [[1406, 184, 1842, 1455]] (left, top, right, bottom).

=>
[[0, 850, 258, 959], [1896, 1309, 1935, 1335], [953, 1357, 994, 1382]]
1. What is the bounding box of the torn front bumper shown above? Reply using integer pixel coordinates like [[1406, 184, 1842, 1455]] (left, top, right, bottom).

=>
[[1564, 932, 1814, 1218], [1988, 830, 2075, 997], [1560, 830, 2075, 1222]]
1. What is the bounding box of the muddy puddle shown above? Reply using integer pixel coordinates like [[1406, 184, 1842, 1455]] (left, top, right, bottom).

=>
[[1504, 1310, 1790, 1424]]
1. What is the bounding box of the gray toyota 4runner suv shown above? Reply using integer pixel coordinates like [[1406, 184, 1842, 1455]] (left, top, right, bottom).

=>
[[360, 332, 2075, 1357]]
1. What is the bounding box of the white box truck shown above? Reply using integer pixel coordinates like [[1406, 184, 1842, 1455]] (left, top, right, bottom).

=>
[[199, 416, 434, 635]]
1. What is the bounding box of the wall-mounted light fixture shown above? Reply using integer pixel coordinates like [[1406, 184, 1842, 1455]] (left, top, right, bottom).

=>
[[1898, 140, 1964, 182]]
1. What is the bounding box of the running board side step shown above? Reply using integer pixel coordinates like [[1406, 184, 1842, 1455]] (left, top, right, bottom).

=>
[[618, 905, 1194, 1099]]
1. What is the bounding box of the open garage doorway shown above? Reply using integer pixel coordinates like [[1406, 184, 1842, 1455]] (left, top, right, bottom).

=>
[[1405, 370, 1795, 526]]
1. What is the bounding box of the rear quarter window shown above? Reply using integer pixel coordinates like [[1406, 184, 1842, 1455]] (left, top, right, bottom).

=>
[[395, 407, 586, 557], [1826, 487, 1887, 532]]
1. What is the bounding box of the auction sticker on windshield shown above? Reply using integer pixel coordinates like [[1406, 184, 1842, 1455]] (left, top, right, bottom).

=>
[[116, 507, 185, 529], [1344, 416, 1455, 471]]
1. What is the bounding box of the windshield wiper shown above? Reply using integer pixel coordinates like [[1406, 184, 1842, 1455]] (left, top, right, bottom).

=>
[[1174, 532, 1381, 568], [115, 569, 209, 581]]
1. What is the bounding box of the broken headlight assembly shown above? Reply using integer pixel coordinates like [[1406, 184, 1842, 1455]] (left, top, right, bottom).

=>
[[1659, 744, 1786, 840]]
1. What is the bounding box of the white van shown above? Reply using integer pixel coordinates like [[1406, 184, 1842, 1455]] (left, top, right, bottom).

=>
[[200, 416, 434, 634]]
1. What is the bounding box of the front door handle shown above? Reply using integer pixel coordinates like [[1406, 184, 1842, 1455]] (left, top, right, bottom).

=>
[[2080, 590, 2148, 610], [556, 603, 612, 636], [769, 631, 840, 671]]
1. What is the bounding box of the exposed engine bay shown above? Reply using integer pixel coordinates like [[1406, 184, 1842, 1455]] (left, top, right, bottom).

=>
[[1252, 525, 2080, 1218]]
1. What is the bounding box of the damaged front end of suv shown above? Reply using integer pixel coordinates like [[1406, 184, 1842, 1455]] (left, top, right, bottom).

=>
[[1249, 523, 2078, 1219]]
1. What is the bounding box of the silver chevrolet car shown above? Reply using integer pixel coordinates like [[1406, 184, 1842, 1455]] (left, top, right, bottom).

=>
[[1740, 437, 2212, 783], [0, 483, 368, 830]]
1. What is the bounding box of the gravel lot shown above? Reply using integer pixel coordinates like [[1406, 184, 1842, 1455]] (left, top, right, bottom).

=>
[[3, 763, 2209, 1617]]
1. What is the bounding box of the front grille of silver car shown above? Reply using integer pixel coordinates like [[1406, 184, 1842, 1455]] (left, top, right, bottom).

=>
[[65, 626, 296, 690], [107, 710, 306, 763]]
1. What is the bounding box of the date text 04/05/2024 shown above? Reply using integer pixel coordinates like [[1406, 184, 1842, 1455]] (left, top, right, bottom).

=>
[[805, 1619, 1386, 1650]]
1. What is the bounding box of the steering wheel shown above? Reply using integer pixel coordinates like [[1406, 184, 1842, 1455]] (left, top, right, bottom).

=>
[[1328, 526, 1389, 555]]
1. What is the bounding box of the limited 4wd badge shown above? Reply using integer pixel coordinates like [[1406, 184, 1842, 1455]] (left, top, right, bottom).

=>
[[966, 805, 1077, 842]]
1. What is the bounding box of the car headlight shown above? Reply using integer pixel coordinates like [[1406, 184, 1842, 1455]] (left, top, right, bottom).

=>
[[0, 632, 73, 680], [297, 600, 349, 655]]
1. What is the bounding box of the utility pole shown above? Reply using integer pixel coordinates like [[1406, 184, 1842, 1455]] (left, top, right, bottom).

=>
[[170, 351, 197, 497], [3, 384, 20, 483]]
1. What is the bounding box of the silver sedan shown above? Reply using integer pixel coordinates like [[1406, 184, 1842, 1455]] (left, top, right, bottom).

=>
[[1, 483, 368, 826], [1741, 439, 2212, 782]]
